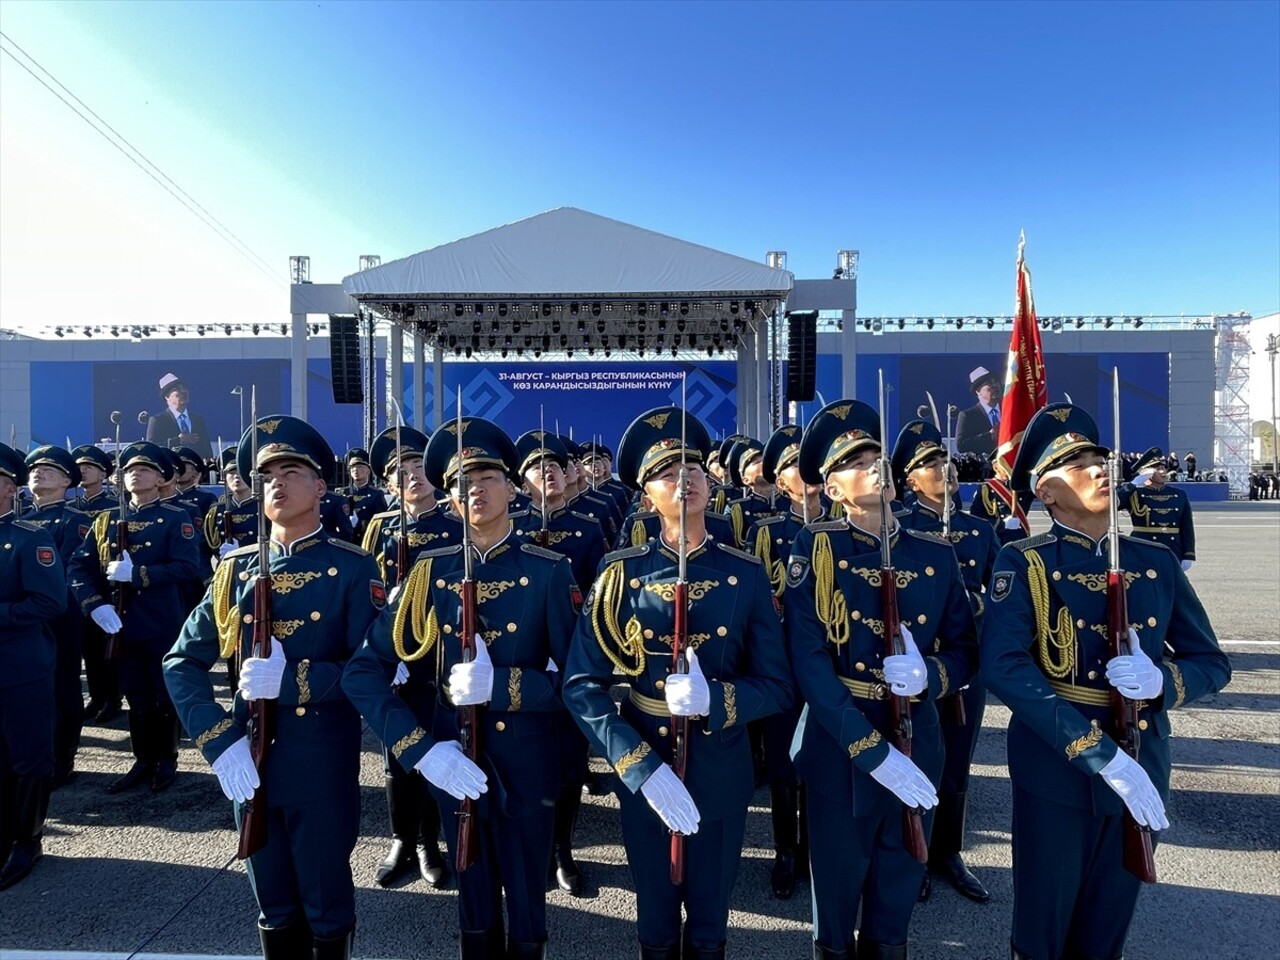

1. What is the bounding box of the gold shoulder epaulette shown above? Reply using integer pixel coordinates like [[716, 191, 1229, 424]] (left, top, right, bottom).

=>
[[1013, 532, 1056, 553], [328, 538, 370, 556], [715, 540, 763, 565], [603, 543, 650, 563], [520, 542, 564, 562]]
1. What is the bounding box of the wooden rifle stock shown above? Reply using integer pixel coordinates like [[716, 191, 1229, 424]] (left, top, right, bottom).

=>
[[882, 572, 929, 864], [669, 580, 689, 885], [237, 570, 273, 859], [456, 578, 481, 872], [1107, 571, 1157, 883]]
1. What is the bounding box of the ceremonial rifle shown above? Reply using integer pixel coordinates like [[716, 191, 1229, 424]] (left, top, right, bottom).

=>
[[237, 387, 273, 860], [670, 377, 691, 884], [1107, 368, 1157, 884], [879, 372, 929, 864], [926, 393, 965, 725], [106, 411, 128, 660], [537, 408, 550, 548], [455, 389, 482, 873], [390, 399, 409, 587]]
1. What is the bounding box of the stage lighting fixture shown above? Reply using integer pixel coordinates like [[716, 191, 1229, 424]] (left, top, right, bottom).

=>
[[1133, 318, 1143, 329], [986, 318, 995, 329], [541, 334, 551, 350], [541, 302, 552, 317], [1051, 318, 1063, 334], [954, 318, 964, 330], [637, 319, 647, 333], [591, 302, 602, 317], [719, 319, 729, 333], [707, 343, 715, 357], [111, 326, 120, 337], [1104, 318, 1114, 329], [55, 326, 64, 337], [498, 303, 509, 317], [447, 335, 458, 349], [512, 320, 522, 333], [679, 302, 689, 316], [222, 325, 231, 336], [570, 302, 580, 317], [871, 319, 883, 334], [1075, 317, 1085, 329], [729, 301, 740, 315], [454, 304, 464, 318], [926, 318, 935, 330], [576, 320, 585, 334], [523, 335, 532, 348], [863, 319, 872, 331], [552, 319, 561, 334], [660, 302, 670, 316], [677, 319, 687, 333], [637, 303, 647, 317], [84, 327, 93, 338]]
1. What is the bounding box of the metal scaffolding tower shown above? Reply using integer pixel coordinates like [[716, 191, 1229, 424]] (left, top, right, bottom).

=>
[[1213, 312, 1253, 494]]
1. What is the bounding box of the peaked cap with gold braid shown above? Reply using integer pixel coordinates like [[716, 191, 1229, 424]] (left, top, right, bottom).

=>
[[423, 416, 518, 490], [1009, 402, 1109, 493], [370, 425, 429, 480], [891, 418, 945, 485], [725, 438, 765, 488], [236, 416, 333, 479], [761, 424, 802, 485], [797, 399, 881, 485], [515, 430, 569, 476], [617, 405, 712, 491]]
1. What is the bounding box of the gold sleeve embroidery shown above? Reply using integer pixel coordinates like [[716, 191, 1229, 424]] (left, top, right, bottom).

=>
[[929, 657, 949, 697], [392, 558, 438, 662], [296, 659, 311, 704], [391, 726, 426, 761], [1065, 719, 1103, 759], [590, 561, 645, 677], [848, 730, 882, 758], [614, 741, 652, 776], [195, 717, 234, 750], [508, 666, 522, 711], [1168, 662, 1186, 708], [723, 682, 738, 728], [813, 532, 850, 646]]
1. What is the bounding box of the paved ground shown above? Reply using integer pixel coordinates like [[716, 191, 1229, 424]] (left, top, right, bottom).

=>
[[2, 502, 1277, 960]]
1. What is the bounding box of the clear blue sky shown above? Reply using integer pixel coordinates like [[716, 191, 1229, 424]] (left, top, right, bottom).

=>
[[1, 0, 1277, 325]]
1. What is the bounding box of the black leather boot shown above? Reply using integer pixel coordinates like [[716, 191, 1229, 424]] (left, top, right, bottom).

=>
[[638, 942, 680, 960], [314, 928, 354, 960], [769, 778, 799, 899], [417, 786, 449, 887], [460, 928, 505, 960], [0, 776, 52, 890], [151, 714, 181, 792], [506, 937, 547, 959], [106, 759, 155, 794], [928, 792, 989, 903], [682, 930, 727, 960], [0, 772, 17, 863], [814, 943, 853, 960], [856, 937, 908, 960], [551, 784, 583, 895], [258, 922, 309, 960], [376, 774, 417, 887]]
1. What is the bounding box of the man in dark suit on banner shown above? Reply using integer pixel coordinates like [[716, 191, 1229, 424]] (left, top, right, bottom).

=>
[[955, 366, 1004, 457], [145, 373, 213, 460]]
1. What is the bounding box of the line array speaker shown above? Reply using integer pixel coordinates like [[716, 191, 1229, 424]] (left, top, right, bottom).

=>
[[785, 310, 818, 402], [329, 315, 364, 404]]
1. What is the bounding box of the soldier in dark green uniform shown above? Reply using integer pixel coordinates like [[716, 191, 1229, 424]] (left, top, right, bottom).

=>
[[343, 417, 579, 960], [1120, 446, 1196, 570], [68, 442, 202, 794], [511, 429, 608, 896], [785, 400, 978, 960], [164, 416, 383, 960], [21, 445, 91, 787], [891, 419, 999, 903], [361, 425, 454, 890], [983, 404, 1230, 960], [0, 443, 67, 890], [73, 444, 123, 723], [745, 424, 823, 900], [563, 407, 795, 960], [341, 447, 388, 542]]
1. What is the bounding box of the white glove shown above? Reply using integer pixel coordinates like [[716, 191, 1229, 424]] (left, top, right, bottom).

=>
[[868, 744, 939, 809], [1105, 628, 1163, 700], [639, 763, 701, 835], [1099, 750, 1169, 829], [1003, 516, 1023, 530], [107, 551, 134, 583], [415, 740, 488, 800], [238, 640, 286, 701], [211, 736, 259, 804], [218, 540, 239, 559], [448, 637, 494, 706], [91, 604, 123, 634], [882, 623, 927, 697], [1133, 471, 1155, 488], [664, 648, 711, 717], [1181, 560, 1194, 573], [392, 661, 410, 687]]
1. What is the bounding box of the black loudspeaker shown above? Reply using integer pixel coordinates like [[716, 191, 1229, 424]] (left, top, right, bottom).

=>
[[786, 310, 818, 402], [329, 315, 363, 404]]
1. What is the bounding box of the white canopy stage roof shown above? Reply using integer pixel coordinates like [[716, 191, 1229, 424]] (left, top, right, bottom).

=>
[[339, 207, 797, 437]]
